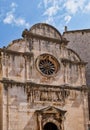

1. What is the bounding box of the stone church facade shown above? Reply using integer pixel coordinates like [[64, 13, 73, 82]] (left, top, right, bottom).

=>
[[0, 23, 89, 130]]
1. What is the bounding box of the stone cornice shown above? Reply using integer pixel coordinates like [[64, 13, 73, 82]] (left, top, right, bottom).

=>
[[0, 79, 87, 91], [61, 58, 87, 65], [22, 29, 62, 44], [0, 48, 33, 56]]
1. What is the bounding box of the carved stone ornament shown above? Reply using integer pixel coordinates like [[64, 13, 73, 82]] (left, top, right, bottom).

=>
[[36, 106, 66, 130]]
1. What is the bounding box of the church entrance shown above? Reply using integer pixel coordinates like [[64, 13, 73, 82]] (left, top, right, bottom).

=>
[[43, 122, 58, 130]]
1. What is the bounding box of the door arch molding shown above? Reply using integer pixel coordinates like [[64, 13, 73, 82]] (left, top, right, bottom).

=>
[[43, 119, 61, 130], [43, 122, 59, 130]]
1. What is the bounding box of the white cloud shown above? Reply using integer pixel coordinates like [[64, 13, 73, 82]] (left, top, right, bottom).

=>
[[64, 15, 72, 24], [10, 2, 18, 13], [40, 0, 90, 26], [43, 0, 55, 8], [43, 0, 63, 8], [14, 18, 30, 28], [3, 13, 14, 24], [64, 0, 85, 14], [84, 2, 90, 12], [45, 16, 54, 24], [2, 0, 90, 31], [3, 2, 30, 28], [43, 5, 59, 17], [43, 0, 48, 8], [38, 2, 42, 8], [42, 0, 62, 25], [11, 2, 17, 8], [3, 12, 30, 28]]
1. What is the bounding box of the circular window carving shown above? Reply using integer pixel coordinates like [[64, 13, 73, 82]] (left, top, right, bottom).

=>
[[36, 54, 60, 76]]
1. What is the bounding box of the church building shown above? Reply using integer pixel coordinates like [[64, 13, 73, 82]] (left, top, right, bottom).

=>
[[0, 23, 89, 130]]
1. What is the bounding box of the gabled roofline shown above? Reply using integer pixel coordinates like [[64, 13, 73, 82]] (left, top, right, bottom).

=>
[[35, 106, 67, 114]]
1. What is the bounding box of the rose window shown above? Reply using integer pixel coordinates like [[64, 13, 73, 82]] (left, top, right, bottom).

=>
[[36, 54, 60, 76], [39, 59, 55, 75]]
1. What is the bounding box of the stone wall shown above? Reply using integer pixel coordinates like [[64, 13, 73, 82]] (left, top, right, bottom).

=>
[[2, 84, 88, 130], [63, 30, 90, 86], [2, 38, 86, 87]]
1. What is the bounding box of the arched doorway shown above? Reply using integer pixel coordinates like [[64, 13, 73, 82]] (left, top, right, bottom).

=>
[[43, 122, 58, 130]]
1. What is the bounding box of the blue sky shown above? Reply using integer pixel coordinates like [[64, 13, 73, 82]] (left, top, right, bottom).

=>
[[0, 0, 90, 47]]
